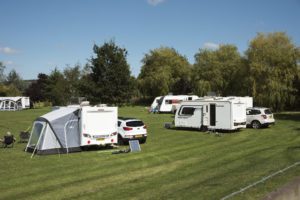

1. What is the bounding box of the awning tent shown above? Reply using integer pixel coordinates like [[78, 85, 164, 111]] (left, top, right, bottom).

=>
[[26, 107, 81, 155]]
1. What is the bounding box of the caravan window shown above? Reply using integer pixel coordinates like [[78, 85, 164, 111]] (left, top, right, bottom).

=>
[[165, 100, 172, 104], [180, 107, 196, 115]]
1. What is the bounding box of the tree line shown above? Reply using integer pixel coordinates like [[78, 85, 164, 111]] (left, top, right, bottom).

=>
[[0, 32, 299, 111]]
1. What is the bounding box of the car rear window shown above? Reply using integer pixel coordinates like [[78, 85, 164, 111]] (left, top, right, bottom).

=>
[[126, 121, 144, 127], [264, 109, 272, 114]]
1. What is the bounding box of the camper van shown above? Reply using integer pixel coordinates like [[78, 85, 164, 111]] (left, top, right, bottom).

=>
[[174, 97, 247, 131], [152, 95, 199, 113], [80, 106, 118, 146]]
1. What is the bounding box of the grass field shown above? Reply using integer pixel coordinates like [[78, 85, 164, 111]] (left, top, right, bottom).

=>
[[0, 107, 300, 200]]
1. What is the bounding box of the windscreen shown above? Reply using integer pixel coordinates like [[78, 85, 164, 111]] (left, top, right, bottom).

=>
[[126, 121, 144, 127]]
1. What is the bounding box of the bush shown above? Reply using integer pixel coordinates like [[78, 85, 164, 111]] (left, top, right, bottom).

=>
[[33, 101, 52, 109]]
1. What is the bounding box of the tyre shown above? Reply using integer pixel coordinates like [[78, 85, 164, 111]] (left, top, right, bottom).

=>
[[118, 135, 124, 145], [251, 120, 261, 129], [140, 138, 147, 144]]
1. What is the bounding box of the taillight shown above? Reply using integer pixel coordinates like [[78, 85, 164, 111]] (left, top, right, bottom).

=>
[[110, 132, 117, 136], [123, 127, 133, 131], [143, 125, 147, 129], [262, 115, 267, 119], [83, 133, 91, 138]]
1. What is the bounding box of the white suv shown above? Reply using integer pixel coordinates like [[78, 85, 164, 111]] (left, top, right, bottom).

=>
[[246, 107, 275, 129], [117, 118, 147, 144]]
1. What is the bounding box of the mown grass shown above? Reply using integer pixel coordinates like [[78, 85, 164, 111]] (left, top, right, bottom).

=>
[[0, 107, 300, 200]]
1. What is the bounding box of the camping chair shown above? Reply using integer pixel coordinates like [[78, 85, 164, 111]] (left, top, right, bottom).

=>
[[19, 131, 30, 143], [2, 135, 15, 148]]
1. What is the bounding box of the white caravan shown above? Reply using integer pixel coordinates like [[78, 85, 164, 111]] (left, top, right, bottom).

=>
[[155, 95, 199, 113], [174, 97, 247, 131], [80, 106, 118, 147], [149, 96, 162, 113], [0, 96, 30, 111], [26, 105, 118, 155]]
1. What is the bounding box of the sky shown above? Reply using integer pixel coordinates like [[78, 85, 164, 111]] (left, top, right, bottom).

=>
[[0, 0, 299, 80]]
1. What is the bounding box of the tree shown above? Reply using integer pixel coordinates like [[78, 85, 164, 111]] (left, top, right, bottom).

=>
[[138, 47, 192, 99], [0, 62, 5, 83], [25, 73, 49, 102], [246, 32, 299, 111], [5, 69, 25, 93], [192, 45, 243, 96], [89, 41, 134, 105], [46, 68, 68, 105], [64, 64, 82, 100]]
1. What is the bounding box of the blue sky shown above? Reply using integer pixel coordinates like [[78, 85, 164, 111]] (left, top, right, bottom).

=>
[[0, 0, 299, 79]]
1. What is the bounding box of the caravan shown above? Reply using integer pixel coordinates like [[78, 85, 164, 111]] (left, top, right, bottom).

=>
[[174, 97, 248, 131], [151, 95, 199, 113], [80, 106, 118, 146], [26, 105, 118, 155], [0, 97, 30, 111]]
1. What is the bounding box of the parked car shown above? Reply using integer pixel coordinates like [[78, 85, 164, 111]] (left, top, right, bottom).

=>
[[246, 107, 275, 128], [117, 117, 147, 144]]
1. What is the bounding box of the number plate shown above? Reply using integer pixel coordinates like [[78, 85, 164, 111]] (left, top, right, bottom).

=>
[[135, 135, 142, 138], [97, 138, 105, 141]]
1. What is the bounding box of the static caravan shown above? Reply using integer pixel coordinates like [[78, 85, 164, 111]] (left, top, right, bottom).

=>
[[80, 106, 118, 146], [174, 97, 247, 131], [156, 95, 199, 113]]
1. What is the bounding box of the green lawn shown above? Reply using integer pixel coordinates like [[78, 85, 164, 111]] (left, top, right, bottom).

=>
[[0, 107, 300, 200]]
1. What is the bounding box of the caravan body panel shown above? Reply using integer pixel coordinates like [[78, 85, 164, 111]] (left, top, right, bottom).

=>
[[80, 106, 118, 146], [175, 97, 247, 131], [158, 95, 199, 113]]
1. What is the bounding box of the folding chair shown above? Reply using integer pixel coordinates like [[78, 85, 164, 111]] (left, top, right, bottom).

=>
[[2, 135, 15, 148]]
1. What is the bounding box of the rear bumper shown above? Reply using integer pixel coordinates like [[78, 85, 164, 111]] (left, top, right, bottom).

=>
[[122, 136, 147, 143]]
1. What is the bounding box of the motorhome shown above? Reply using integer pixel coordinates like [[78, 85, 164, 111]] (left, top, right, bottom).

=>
[[174, 97, 247, 131], [0, 96, 30, 111], [153, 95, 199, 113]]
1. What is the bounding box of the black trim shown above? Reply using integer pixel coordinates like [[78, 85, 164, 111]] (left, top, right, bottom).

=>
[[26, 146, 82, 155]]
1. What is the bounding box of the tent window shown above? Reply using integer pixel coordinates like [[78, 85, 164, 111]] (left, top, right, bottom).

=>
[[29, 122, 45, 147]]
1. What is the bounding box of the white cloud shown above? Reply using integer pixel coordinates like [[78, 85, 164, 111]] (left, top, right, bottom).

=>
[[3, 61, 14, 66], [147, 0, 166, 6], [203, 42, 220, 50], [0, 47, 18, 54]]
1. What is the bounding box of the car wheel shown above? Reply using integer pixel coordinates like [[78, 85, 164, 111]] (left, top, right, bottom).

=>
[[251, 120, 261, 129], [140, 138, 147, 144], [118, 135, 124, 145]]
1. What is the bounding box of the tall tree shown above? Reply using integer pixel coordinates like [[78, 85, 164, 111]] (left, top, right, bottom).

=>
[[89, 41, 134, 104], [192, 44, 243, 96], [5, 69, 25, 93], [246, 32, 299, 111], [46, 68, 68, 105], [25, 73, 49, 102], [138, 47, 192, 98], [64, 64, 82, 100], [0, 62, 5, 83]]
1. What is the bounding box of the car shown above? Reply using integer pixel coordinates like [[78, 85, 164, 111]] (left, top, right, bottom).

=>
[[117, 117, 147, 144], [246, 107, 275, 129]]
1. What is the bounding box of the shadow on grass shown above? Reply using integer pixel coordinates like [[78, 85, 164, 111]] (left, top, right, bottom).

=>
[[275, 113, 300, 122]]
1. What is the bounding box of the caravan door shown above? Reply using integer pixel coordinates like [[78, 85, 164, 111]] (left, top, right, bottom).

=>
[[175, 105, 203, 129]]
